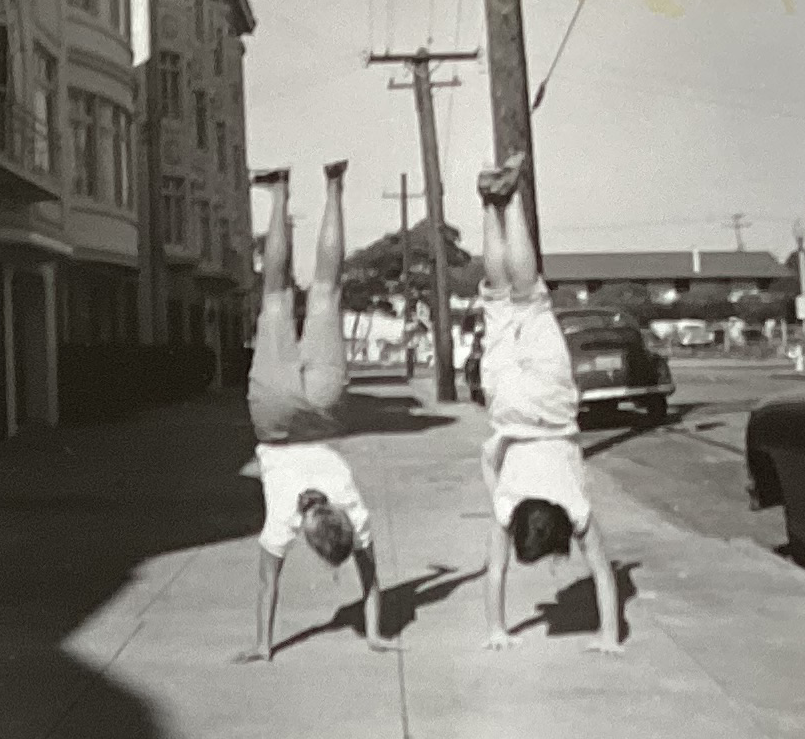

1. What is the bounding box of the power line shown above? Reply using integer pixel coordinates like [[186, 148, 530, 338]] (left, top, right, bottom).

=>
[[385, 0, 395, 50], [531, 0, 588, 111], [551, 67, 805, 121], [441, 0, 465, 180], [367, 0, 375, 50]]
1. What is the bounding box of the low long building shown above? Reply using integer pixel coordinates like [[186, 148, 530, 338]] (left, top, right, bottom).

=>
[[451, 249, 792, 303]]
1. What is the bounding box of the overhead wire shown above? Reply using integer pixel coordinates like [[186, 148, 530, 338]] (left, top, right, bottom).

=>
[[441, 0, 465, 181], [367, 0, 375, 51], [385, 0, 395, 50], [531, 0, 588, 112]]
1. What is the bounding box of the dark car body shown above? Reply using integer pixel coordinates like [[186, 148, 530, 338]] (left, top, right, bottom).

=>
[[746, 393, 805, 566], [555, 307, 675, 421]]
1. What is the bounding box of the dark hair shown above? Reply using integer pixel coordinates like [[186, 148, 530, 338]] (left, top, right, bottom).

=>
[[509, 499, 573, 564], [298, 489, 354, 566], [298, 489, 329, 514]]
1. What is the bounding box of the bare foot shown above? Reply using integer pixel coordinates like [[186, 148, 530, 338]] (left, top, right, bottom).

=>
[[324, 159, 348, 179], [477, 152, 526, 204], [252, 168, 290, 186], [482, 630, 522, 651]]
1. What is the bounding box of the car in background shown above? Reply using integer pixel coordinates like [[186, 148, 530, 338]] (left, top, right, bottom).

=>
[[745, 393, 805, 566], [556, 307, 675, 423]]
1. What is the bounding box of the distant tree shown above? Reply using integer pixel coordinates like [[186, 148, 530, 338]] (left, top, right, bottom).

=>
[[676, 282, 734, 321], [588, 281, 654, 324], [344, 219, 470, 306], [733, 293, 788, 324]]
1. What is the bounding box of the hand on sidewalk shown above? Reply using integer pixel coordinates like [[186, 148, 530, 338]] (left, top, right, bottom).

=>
[[233, 647, 272, 664], [584, 636, 624, 656], [483, 631, 522, 651]]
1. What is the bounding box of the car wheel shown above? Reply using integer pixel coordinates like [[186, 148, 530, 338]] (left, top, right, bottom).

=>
[[643, 394, 668, 424]]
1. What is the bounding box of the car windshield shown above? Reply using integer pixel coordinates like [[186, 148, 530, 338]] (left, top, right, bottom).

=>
[[557, 311, 638, 335]]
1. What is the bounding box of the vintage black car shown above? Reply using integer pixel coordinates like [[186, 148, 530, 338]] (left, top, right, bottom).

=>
[[555, 307, 675, 422], [746, 393, 805, 566]]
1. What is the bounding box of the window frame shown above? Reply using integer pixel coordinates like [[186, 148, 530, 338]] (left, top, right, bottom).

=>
[[194, 90, 208, 150], [159, 52, 183, 120], [68, 88, 98, 197], [161, 176, 187, 247]]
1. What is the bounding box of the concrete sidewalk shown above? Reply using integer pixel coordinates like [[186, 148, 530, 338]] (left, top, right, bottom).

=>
[[2, 384, 805, 739]]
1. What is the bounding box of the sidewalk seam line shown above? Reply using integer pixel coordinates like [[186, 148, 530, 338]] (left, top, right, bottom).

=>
[[134, 548, 203, 621], [377, 435, 412, 739]]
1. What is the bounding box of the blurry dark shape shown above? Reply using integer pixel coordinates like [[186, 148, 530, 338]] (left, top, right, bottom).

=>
[[58, 343, 216, 423], [746, 393, 805, 566]]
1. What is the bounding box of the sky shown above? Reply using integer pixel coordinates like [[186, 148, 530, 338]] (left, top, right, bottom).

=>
[[241, 0, 805, 285]]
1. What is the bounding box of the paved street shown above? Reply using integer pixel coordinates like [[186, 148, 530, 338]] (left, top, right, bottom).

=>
[[2, 363, 805, 738], [577, 364, 805, 554]]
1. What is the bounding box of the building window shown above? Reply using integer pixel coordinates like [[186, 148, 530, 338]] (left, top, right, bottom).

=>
[[218, 217, 231, 253], [68, 0, 99, 14], [109, 0, 131, 39], [674, 279, 691, 294], [159, 52, 182, 119], [161, 177, 186, 246], [215, 122, 226, 172], [113, 107, 132, 208], [68, 89, 97, 196], [194, 0, 205, 40], [196, 200, 212, 260], [214, 28, 224, 75], [33, 46, 57, 173], [194, 91, 207, 149]]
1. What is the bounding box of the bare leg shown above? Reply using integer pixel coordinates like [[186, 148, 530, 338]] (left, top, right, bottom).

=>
[[301, 161, 349, 413], [504, 189, 539, 297], [258, 169, 293, 293], [481, 201, 508, 290], [477, 154, 526, 403], [248, 169, 305, 441], [313, 159, 348, 285]]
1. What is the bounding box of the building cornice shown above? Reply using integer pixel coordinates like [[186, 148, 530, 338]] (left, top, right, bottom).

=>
[[67, 46, 137, 93], [0, 228, 73, 258]]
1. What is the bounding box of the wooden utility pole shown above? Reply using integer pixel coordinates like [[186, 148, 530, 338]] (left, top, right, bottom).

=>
[[383, 174, 425, 378], [368, 48, 478, 401], [484, 0, 543, 272], [726, 213, 752, 252]]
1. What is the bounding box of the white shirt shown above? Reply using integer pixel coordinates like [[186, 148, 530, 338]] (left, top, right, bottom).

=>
[[253, 442, 372, 558], [482, 435, 591, 535]]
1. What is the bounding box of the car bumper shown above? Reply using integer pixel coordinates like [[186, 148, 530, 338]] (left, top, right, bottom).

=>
[[580, 383, 676, 403]]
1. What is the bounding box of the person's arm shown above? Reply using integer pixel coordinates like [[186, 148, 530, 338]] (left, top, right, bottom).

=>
[[235, 547, 283, 663], [353, 544, 397, 652], [483, 521, 520, 649], [576, 514, 622, 654]]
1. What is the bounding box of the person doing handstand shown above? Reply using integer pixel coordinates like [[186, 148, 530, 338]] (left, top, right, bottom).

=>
[[477, 153, 622, 654], [237, 162, 394, 663]]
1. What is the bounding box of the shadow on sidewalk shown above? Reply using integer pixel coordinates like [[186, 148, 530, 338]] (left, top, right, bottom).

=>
[[581, 403, 711, 459], [0, 389, 458, 736], [509, 561, 640, 642], [337, 391, 456, 436], [272, 565, 485, 657]]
